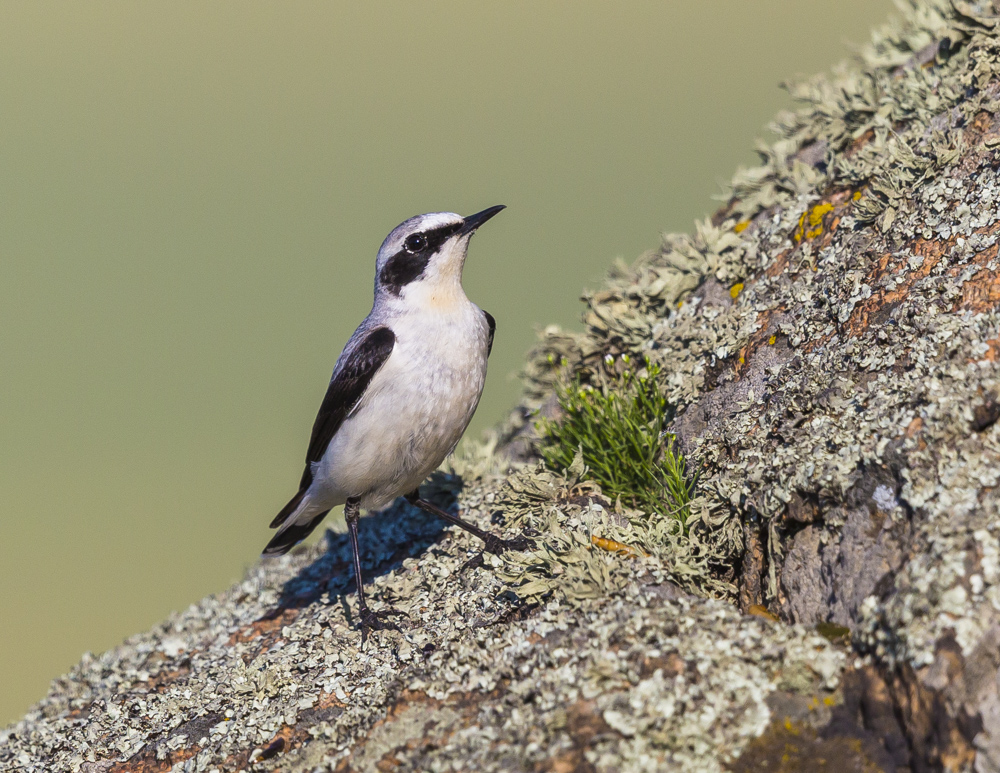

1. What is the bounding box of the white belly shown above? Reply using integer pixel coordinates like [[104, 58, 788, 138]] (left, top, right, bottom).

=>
[[312, 304, 489, 509]]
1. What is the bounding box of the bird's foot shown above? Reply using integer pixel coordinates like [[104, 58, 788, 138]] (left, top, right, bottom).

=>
[[460, 552, 485, 573], [461, 533, 535, 572], [482, 532, 535, 556], [357, 603, 406, 645]]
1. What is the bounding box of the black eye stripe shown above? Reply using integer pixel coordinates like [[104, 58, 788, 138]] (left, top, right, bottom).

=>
[[379, 251, 430, 295], [418, 221, 462, 251], [378, 221, 463, 295]]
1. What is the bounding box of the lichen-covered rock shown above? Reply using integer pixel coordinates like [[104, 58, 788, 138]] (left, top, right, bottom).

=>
[[6, 1, 1000, 771], [0, 485, 848, 773]]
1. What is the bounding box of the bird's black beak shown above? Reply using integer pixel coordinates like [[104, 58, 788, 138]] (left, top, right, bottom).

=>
[[458, 205, 505, 236]]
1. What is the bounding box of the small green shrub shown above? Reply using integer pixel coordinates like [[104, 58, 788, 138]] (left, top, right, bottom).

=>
[[539, 358, 694, 527]]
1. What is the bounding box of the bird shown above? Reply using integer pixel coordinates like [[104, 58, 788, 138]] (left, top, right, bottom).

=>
[[263, 205, 531, 640]]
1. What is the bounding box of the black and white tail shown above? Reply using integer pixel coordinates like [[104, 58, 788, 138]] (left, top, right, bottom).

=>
[[262, 489, 330, 556]]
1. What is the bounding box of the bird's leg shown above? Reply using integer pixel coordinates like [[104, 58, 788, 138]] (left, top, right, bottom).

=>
[[344, 497, 404, 644], [406, 491, 534, 557]]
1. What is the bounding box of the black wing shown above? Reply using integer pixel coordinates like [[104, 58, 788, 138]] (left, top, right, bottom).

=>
[[302, 326, 395, 477], [483, 310, 496, 357], [270, 326, 395, 528]]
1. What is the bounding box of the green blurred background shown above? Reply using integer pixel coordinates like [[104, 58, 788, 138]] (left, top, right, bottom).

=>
[[0, 1, 892, 724]]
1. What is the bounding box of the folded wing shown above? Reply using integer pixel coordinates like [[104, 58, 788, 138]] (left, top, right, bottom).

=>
[[269, 326, 396, 529]]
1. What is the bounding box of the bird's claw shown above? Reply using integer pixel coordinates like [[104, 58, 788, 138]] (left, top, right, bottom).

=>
[[460, 534, 533, 574], [357, 604, 406, 645], [482, 533, 535, 556]]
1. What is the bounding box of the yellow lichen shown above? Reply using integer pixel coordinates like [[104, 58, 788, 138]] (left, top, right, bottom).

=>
[[730, 282, 744, 299], [591, 535, 648, 558], [794, 202, 834, 242], [748, 604, 778, 622], [734, 220, 751, 234]]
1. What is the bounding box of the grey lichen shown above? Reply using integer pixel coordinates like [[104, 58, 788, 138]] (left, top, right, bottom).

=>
[[0, 486, 844, 772]]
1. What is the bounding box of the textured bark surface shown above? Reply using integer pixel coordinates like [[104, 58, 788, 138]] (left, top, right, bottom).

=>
[[5, 1, 1000, 771]]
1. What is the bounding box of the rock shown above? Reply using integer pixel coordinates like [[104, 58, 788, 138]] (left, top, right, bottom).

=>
[[5, 1, 1000, 771], [0, 490, 847, 773]]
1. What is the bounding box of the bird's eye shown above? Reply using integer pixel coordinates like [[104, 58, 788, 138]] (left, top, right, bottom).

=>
[[404, 234, 427, 253]]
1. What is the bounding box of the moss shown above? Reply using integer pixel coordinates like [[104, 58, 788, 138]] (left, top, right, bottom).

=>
[[727, 719, 887, 773], [815, 622, 851, 647], [538, 358, 694, 528]]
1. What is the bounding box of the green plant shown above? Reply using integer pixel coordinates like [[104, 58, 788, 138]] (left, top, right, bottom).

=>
[[539, 357, 694, 527]]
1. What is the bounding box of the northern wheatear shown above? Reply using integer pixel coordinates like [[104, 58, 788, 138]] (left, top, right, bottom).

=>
[[264, 206, 530, 639]]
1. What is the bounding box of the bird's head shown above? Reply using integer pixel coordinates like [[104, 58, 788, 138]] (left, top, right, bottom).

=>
[[374, 206, 504, 307]]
